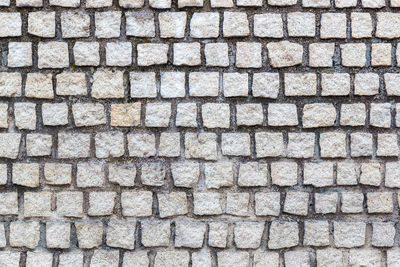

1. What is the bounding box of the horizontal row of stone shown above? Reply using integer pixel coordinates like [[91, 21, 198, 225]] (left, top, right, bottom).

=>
[[3, 71, 400, 98], [1, 159, 399, 187], [0, 189, 397, 218], [2, 11, 400, 40], [0, 219, 398, 250], [0, 247, 397, 267], [1, 130, 400, 159], [3, 101, 398, 129], [2, 159, 400, 188], [4, 0, 400, 8], [5, 40, 400, 69], [3, 0, 400, 8]]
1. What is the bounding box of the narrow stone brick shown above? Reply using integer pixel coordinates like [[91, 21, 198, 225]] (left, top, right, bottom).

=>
[[223, 12, 249, 37], [283, 191, 309, 215], [26, 251, 53, 267], [287, 12, 315, 37], [75, 222, 103, 249], [352, 12, 373, 38], [348, 249, 382, 266], [76, 162, 104, 187], [127, 133, 156, 158], [334, 221, 366, 248], [28, 11, 55, 38], [10, 221, 40, 249], [141, 162, 166, 186], [141, 220, 170, 247], [190, 12, 219, 38], [304, 162, 334, 187], [287, 133, 315, 158], [74, 42, 100, 66], [158, 192, 188, 218], [254, 13, 283, 38], [159, 12, 187, 38], [284, 73, 317, 96], [12, 163, 39, 187], [268, 103, 298, 126], [189, 72, 219, 97], [95, 11, 121, 38], [0, 72, 21, 97], [209, 222, 228, 248], [38, 42, 69, 69], [42, 103, 68, 126], [58, 132, 90, 159], [95, 132, 125, 158], [8, 42, 32, 68], [315, 192, 338, 214], [25, 73, 53, 99], [123, 252, 149, 267], [137, 44, 168, 66], [0, 13, 22, 37], [238, 162, 268, 186], [268, 41, 303, 68], [321, 73, 350, 96], [0, 133, 21, 159], [255, 192, 281, 216], [61, 11, 90, 38], [185, 133, 217, 160], [175, 220, 206, 248], [255, 132, 285, 158], [121, 191, 153, 217], [56, 72, 87, 95], [91, 69, 124, 99], [88, 191, 116, 216], [234, 222, 264, 248], [321, 13, 347, 38], [223, 72, 248, 97], [268, 221, 299, 249], [46, 222, 70, 249], [56, 191, 83, 218], [154, 251, 189, 267], [126, 12, 155, 37], [193, 192, 224, 215]]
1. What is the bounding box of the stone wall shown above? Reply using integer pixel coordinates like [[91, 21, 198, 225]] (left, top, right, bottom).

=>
[[0, 0, 399, 266]]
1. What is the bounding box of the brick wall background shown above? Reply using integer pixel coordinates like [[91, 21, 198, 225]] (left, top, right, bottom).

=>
[[0, 0, 399, 266]]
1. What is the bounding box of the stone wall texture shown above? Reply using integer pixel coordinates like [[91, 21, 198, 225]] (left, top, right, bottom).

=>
[[1, 0, 400, 266]]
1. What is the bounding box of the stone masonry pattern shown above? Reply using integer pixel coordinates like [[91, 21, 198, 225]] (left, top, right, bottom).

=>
[[3, 0, 400, 266]]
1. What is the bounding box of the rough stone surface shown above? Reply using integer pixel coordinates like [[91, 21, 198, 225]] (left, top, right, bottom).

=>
[[61, 11, 90, 38], [28, 11, 55, 38], [0, 2, 398, 266], [38, 42, 69, 69], [267, 41, 303, 67]]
